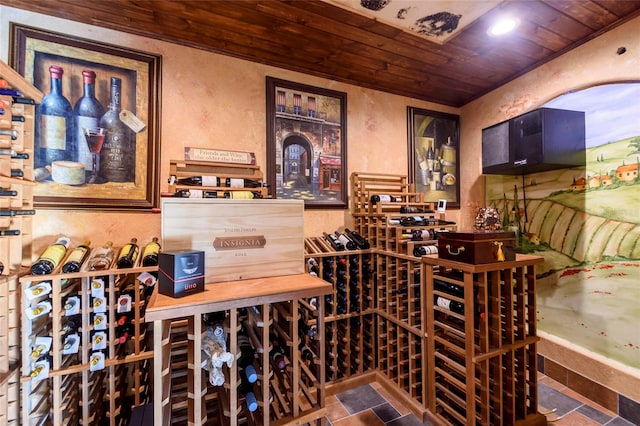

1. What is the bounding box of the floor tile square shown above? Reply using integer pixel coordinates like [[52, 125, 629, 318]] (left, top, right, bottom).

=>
[[538, 382, 583, 417], [332, 408, 385, 426], [372, 402, 400, 423], [576, 404, 613, 424], [336, 384, 388, 415]]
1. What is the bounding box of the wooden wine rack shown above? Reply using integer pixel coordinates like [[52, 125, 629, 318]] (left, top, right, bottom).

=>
[[1, 59, 43, 426], [304, 237, 376, 385], [167, 159, 269, 198], [145, 273, 332, 426], [422, 254, 546, 426], [19, 265, 157, 426]]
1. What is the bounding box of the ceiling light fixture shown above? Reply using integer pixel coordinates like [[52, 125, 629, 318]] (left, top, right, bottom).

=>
[[488, 16, 519, 36]]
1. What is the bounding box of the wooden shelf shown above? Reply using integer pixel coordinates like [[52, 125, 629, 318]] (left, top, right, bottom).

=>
[[145, 274, 331, 426], [422, 254, 545, 426], [167, 159, 268, 198]]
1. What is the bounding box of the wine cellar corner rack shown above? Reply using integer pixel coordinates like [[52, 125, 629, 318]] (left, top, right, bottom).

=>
[[1, 59, 43, 426]]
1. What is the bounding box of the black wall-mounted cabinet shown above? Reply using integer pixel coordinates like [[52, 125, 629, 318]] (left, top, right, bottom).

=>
[[482, 107, 585, 175]]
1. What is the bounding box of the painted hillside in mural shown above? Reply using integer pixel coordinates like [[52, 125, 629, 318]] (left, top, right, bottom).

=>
[[486, 83, 640, 370]]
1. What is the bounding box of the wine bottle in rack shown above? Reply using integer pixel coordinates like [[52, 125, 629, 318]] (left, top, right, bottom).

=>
[[9, 169, 24, 178], [400, 205, 434, 214], [335, 231, 357, 250], [307, 258, 319, 276], [168, 175, 220, 187], [225, 178, 268, 188], [61, 314, 82, 337], [270, 335, 287, 370], [30, 236, 71, 275], [141, 237, 161, 266], [434, 294, 464, 315], [239, 375, 258, 412], [35, 65, 74, 169], [344, 228, 370, 250], [413, 244, 438, 257], [299, 343, 316, 362], [116, 322, 134, 345], [237, 330, 258, 383], [88, 241, 115, 271], [116, 238, 139, 269], [0, 209, 36, 217], [370, 194, 401, 204], [323, 232, 345, 251], [223, 191, 263, 199], [61, 240, 91, 273], [0, 188, 18, 196]]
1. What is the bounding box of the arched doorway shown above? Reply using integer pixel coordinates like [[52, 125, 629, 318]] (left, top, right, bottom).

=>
[[282, 134, 313, 189]]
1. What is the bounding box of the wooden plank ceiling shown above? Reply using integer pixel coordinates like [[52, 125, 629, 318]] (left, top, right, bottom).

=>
[[3, 0, 640, 107]]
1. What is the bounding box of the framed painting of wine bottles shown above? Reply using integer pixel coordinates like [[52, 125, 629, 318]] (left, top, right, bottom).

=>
[[9, 23, 161, 210], [407, 106, 460, 208], [266, 77, 348, 209]]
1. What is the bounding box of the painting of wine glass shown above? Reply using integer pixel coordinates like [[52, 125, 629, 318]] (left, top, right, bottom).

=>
[[9, 23, 161, 210]]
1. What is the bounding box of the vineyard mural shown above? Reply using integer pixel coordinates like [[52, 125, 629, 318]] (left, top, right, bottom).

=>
[[486, 82, 640, 370]]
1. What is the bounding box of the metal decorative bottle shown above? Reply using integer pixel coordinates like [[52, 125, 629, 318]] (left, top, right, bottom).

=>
[[36, 65, 74, 168], [99, 77, 134, 182], [73, 70, 105, 171]]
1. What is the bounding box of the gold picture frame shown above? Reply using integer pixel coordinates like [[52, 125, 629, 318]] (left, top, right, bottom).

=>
[[10, 23, 161, 210]]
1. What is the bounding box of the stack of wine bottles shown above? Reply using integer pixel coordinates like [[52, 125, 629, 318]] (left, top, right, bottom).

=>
[[20, 254, 156, 426], [29, 236, 162, 275], [322, 228, 370, 252]]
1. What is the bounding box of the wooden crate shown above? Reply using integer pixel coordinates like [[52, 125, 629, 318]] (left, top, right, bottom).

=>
[[161, 198, 304, 283]]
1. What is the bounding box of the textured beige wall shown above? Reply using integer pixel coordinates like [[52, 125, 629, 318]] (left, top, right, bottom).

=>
[[0, 6, 459, 257]]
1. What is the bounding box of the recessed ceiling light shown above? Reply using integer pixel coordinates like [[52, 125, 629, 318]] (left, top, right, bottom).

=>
[[488, 17, 519, 36]]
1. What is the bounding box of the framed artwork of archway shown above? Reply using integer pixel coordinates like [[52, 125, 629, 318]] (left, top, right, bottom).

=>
[[266, 77, 347, 209]]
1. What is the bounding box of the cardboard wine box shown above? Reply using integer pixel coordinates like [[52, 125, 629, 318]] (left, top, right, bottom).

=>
[[158, 249, 205, 298], [161, 198, 304, 283], [437, 231, 516, 264]]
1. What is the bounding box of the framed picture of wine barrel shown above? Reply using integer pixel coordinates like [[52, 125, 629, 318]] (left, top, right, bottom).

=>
[[407, 106, 460, 208], [266, 77, 347, 209], [9, 23, 161, 210]]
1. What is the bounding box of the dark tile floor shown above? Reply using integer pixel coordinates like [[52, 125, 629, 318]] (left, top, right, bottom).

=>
[[323, 375, 638, 425]]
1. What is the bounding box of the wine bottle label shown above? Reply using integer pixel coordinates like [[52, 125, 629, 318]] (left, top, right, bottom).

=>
[[436, 295, 452, 311], [93, 296, 107, 313], [92, 331, 107, 350], [189, 189, 203, 198], [337, 234, 351, 247], [89, 351, 105, 371], [141, 241, 160, 259], [31, 336, 53, 360], [40, 115, 67, 149], [227, 178, 243, 188], [24, 282, 52, 301], [65, 246, 89, 264], [228, 191, 254, 199], [64, 296, 81, 316], [37, 244, 67, 267], [201, 176, 219, 186], [25, 301, 52, 320], [117, 294, 132, 313], [93, 313, 107, 330], [90, 278, 105, 297], [31, 359, 50, 382], [62, 334, 80, 355], [119, 110, 146, 133]]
